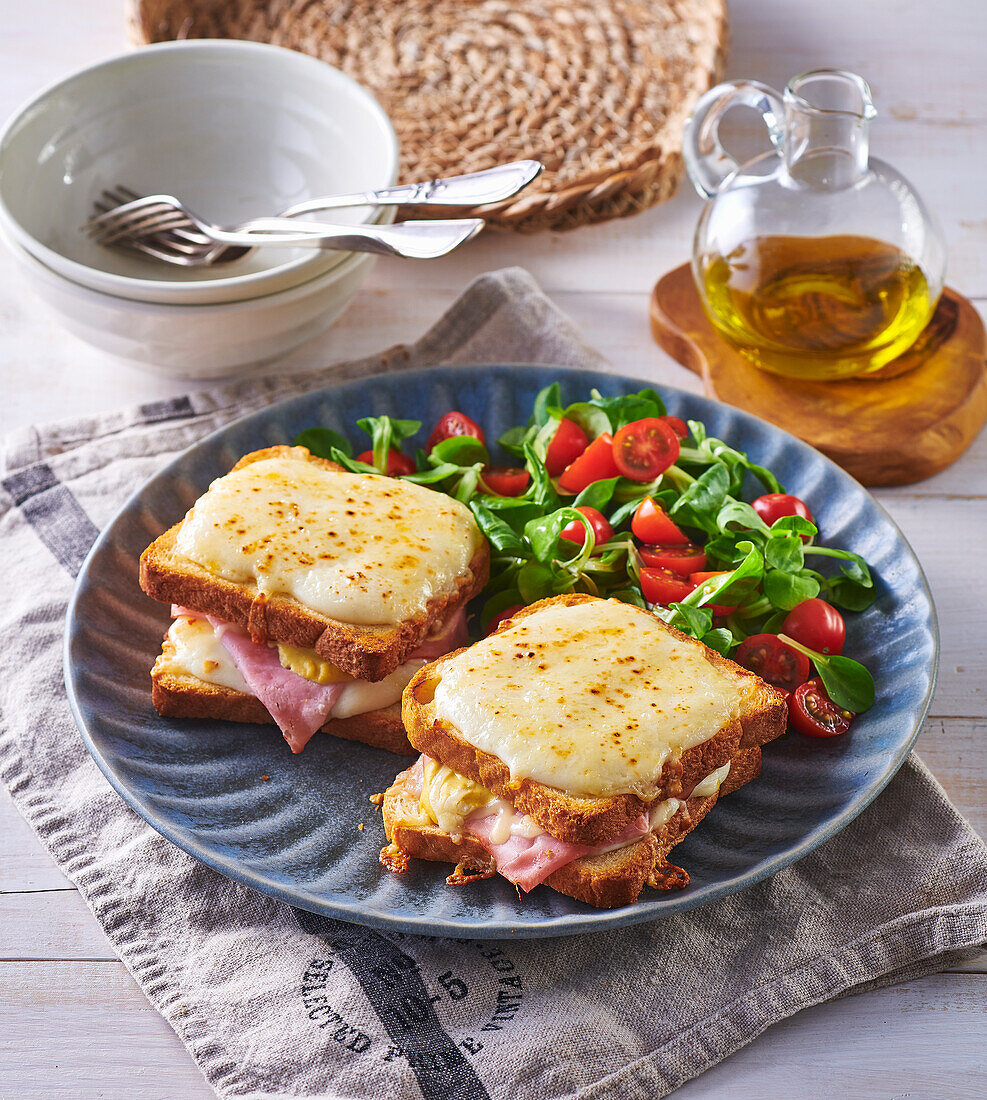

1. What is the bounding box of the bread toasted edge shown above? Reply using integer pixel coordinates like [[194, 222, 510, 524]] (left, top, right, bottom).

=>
[[401, 593, 786, 846], [150, 661, 415, 756], [380, 746, 762, 909], [138, 445, 490, 682]]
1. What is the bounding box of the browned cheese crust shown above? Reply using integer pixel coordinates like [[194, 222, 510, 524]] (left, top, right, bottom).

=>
[[150, 643, 414, 755], [401, 593, 786, 846], [380, 746, 762, 909], [139, 446, 490, 683]]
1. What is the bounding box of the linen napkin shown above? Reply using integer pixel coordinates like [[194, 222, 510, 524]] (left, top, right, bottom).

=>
[[2, 267, 986, 1100]]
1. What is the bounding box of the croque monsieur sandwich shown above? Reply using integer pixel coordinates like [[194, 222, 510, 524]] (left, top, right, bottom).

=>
[[380, 594, 787, 907], [139, 446, 489, 754]]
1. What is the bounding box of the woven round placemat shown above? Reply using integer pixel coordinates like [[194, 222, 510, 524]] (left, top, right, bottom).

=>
[[129, 0, 728, 232]]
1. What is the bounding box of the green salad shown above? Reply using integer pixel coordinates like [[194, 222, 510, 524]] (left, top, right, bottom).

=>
[[296, 383, 877, 738]]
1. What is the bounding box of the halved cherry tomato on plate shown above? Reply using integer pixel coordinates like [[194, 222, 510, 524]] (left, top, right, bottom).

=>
[[782, 598, 846, 656], [426, 411, 486, 452], [660, 415, 689, 439], [612, 418, 680, 482], [544, 418, 589, 476], [481, 465, 530, 496], [631, 498, 688, 545], [734, 634, 811, 693], [639, 543, 707, 576], [790, 678, 854, 738], [484, 604, 524, 636], [560, 506, 614, 549], [557, 433, 620, 493], [640, 567, 695, 606], [752, 493, 814, 528], [356, 449, 416, 476]]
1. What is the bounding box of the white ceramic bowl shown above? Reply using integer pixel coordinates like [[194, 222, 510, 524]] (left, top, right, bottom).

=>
[[0, 40, 398, 305], [5, 228, 377, 378]]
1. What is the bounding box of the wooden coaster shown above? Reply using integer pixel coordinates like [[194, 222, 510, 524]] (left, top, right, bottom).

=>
[[649, 263, 987, 486]]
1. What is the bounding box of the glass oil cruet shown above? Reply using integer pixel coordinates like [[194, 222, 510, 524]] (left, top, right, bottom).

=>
[[682, 70, 946, 380]]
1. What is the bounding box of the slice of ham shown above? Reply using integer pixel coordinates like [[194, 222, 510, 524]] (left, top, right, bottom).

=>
[[206, 616, 346, 754], [466, 814, 596, 891], [466, 809, 653, 892], [410, 753, 657, 892], [169, 608, 468, 754]]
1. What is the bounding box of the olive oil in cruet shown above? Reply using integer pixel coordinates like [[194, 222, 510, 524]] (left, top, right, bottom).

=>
[[700, 234, 933, 379], [683, 70, 945, 381]]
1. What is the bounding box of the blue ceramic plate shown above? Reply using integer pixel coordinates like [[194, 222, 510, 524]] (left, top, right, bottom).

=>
[[65, 365, 938, 937]]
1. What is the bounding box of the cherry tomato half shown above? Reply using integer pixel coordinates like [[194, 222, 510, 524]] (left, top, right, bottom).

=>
[[790, 678, 854, 738], [481, 465, 530, 496], [660, 415, 689, 439], [640, 567, 695, 606], [612, 418, 681, 482], [751, 493, 814, 528], [560, 506, 614, 549], [356, 449, 417, 476], [734, 634, 811, 693], [782, 598, 846, 656], [426, 411, 486, 452], [484, 604, 524, 636], [557, 433, 620, 493], [639, 543, 707, 576], [631, 498, 688, 545], [544, 418, 589, 476]]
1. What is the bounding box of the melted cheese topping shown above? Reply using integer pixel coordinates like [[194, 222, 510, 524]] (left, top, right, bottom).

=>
[[159, 615, 423, 717], [431, 598, 754, 799], [172, 455, 483, 625], [157, 615, 250, 694]]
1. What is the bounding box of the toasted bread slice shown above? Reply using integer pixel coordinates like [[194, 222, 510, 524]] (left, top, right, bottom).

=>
[[380, 747, 761, 908], [139, 446, 490, 683], [150, 658, 415, 756], [402, 593, 786, 847]]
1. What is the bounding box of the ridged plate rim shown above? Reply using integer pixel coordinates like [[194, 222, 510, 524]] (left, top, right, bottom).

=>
[[64, 363, 939, 937]]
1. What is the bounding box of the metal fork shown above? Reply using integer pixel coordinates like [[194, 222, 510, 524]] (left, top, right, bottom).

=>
[[90, 187, 252, 265], [84, 192, 485, 263], [85, 161, 541, 266]]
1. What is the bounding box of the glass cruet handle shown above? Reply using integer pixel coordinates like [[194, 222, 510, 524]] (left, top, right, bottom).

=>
[[682, 80, 787, 198]]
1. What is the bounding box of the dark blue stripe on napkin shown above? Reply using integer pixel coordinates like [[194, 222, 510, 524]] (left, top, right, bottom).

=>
[[294, 910, 490, 1100], [138, 396, 195, 423], [2, 463, 99, 577]]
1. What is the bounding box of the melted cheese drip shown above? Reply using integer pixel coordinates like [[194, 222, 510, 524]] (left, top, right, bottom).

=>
[[432, 598, 754, 799], [159, 615, 422, 717], [157, 615, 250, 694], [172, 456, 483, 625], [691, 762, 731, 798]]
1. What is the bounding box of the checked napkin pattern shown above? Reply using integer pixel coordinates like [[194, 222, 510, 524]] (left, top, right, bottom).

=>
[[2, 268, 987, 1100]]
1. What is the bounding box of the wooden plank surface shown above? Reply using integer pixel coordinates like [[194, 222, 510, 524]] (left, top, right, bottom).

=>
[[2, 0, 986, 1097]]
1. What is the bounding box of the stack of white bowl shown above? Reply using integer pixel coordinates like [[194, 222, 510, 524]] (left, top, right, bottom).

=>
[[0, 41, 399, 378]]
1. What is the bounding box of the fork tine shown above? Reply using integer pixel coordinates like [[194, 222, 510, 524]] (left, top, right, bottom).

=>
[[87, 205, 191, 244], [85, 197, 171, 233], [84, 186, 249, 266]]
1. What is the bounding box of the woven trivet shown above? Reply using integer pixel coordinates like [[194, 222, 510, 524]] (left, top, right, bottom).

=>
[[129, 0, 728, 232]]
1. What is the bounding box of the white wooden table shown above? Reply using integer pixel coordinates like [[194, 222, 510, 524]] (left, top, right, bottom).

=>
[[2, 2, 985, 1095]]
